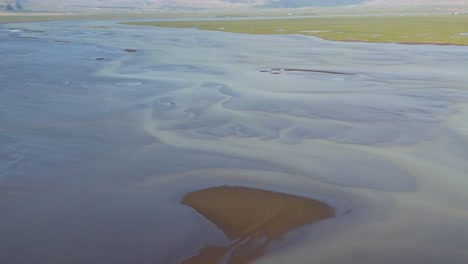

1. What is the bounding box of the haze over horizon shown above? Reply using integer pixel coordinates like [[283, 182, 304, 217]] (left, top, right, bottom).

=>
[[2, 0, 468, 12]]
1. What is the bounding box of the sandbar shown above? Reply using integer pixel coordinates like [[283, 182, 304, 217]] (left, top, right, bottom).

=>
[[180, 186, 335, 264]]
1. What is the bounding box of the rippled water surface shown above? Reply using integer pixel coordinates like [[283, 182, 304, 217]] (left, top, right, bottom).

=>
[[1, 20, 468, 264]]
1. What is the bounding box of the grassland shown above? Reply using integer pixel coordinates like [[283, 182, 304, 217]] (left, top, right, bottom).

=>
[[124, 14, 468, 45], [2, 9, 467, 46]]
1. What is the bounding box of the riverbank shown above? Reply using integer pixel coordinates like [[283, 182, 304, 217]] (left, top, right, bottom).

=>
[[124, 14, 468, 46]]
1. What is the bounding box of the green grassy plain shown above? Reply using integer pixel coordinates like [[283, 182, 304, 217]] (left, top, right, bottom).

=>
[[2, 9, 467, 45], [124, 14, 468, 45]]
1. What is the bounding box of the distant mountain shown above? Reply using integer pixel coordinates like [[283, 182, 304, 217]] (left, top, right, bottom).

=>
[[0, 0, 23, 11], [1, 0, 366, 12], [262, 0, 365, 8], [367, 0, 468, 5], [1, 0, 468, 12]]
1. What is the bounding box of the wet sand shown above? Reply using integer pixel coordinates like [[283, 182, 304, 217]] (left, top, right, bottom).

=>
[[180, 186, 334, 264], [259, 68, 355, 75], [122, 48, 138, 52], [1, 19, 468, 264]]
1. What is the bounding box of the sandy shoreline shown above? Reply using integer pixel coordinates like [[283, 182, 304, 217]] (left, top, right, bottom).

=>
[[340, 38, 468, 46]]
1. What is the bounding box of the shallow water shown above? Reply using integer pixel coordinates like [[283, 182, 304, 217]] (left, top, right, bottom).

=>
[[1, 20, 468, 264]]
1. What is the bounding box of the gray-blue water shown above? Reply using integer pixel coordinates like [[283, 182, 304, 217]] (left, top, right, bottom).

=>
[[1, 20, 468, 264]]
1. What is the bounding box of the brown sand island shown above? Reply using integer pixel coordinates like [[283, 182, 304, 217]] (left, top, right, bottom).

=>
[[180, 186, 335, 264]]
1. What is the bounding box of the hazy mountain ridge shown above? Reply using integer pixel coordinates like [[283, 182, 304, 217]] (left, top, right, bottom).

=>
[[263, 0, 365, 8], [0, 0, 363, 12], [0, 0, 23, 11], [0, 0, 254, 11], [368, 0, 468, 5], [1, 0, 468, 12]]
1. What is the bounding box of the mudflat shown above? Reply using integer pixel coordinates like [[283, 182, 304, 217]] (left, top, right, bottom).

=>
[[1, 18, 468, 264], [180, 186, 334, 264]]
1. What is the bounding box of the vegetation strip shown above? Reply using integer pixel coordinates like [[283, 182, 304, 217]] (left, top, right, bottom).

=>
[[124, 14, 468, 46]]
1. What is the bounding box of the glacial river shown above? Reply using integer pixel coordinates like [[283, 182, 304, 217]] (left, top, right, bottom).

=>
[[1, 19, 468, 264]]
